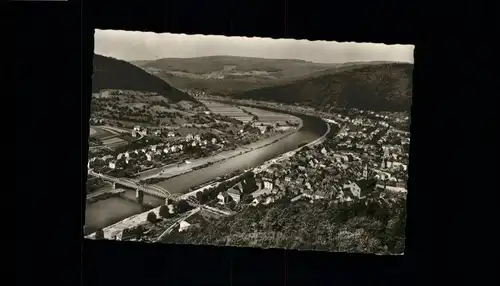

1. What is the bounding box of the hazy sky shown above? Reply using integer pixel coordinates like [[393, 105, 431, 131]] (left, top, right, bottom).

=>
[[95, 29, 414, 64]]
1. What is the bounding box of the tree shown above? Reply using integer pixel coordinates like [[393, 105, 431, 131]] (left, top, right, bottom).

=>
[[242, 177, 258, 194], [94, 228, 105, 240], [146, 211, 157, 223], [196, 191, 205, 204], [159, 205, 170, 218], [176, 200, 192, 213]]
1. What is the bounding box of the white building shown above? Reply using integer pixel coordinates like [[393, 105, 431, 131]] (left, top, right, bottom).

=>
[[179, 221, 191, 232], [263, 179, 273, 190], [109, 161, 116, 169], [342, 182, 361, 198]]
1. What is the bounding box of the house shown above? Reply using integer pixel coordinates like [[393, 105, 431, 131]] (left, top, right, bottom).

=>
[[150, 145, 157, 152], [194, 134, 201, 141], [168, 131, 176, 137], [262, 196, 275, 205], [302, 188, 314, 198], [290, 194, 304, 202], [163, 148, 169, 154], [336, 190, 354, 203], [211, 138, 217, 144], [102, 155, 114, 162], [314, 190, 329, 200], [227, 182, 243, 203], [250, 198, 260, 206], [191, 141, 197, 147], [304, 181, 312, 189], [342, 182, 361, 198], [179, 220, 191, 232], [167, 204, 175, 214], [133, 125, 141, 131], [124, 152, 130, 159], [296, 177, 305, 186], [321, 147, 328, 156], [262, 178, 273, 190], [117, 153, 124, 160], [251, 188, 273, 198], [217, 192, 231, 205], [186, 133, 194, 140], [109, 161, 116, 169], [153, 130, 161, 136], [146, 152, 154, 161]]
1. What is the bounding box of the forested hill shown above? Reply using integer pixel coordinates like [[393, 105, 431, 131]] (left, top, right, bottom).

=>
[[92, 54, 196, 102], [234, 63, 413, 112], [163, 198, 407, 254]]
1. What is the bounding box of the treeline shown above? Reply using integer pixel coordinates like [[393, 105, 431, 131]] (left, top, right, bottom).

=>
[[163, 197, 407, 254]]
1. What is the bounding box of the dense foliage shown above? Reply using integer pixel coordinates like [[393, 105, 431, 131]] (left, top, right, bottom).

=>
[[93, 54, 196, 102], [164, 198, 406, 254], [236, 63, 413, 112], [159, 205, 171, 218], [146, 211, 157, 223]]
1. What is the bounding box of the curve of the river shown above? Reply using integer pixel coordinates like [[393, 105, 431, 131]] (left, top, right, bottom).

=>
[[84, 107, 328, 234]]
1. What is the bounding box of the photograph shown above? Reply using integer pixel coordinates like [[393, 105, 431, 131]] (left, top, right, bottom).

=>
[[85, 29, 413, 255]]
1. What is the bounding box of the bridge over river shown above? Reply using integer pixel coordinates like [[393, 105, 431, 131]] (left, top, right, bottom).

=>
[[88, 170, 179, 201]]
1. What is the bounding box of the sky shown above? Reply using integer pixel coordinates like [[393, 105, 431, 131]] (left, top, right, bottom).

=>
[[95, 29, 414, 64]]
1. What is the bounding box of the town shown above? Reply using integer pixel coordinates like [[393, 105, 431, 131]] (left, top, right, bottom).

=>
[[86, 90, 301, 194], [87, 94, 409, 253]]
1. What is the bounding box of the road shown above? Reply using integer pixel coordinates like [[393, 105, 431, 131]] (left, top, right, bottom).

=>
[[155, 207, 202, 241]]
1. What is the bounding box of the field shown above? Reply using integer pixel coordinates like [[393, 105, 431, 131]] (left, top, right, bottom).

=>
[[101, 137, 126, 145], [89, 126, 115, 139], [239, 106, 296, 125], [202, 101, 253, 123]]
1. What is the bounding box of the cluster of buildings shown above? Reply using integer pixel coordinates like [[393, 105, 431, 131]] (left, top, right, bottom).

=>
[[209, 113, 410, 210], [88, 129, 222, 173]]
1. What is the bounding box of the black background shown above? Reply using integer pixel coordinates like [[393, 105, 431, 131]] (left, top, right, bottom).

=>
[[12, 0, 489, 285]]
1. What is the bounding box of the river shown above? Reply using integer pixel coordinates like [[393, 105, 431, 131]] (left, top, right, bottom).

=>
[[84, 110, 328, 235]]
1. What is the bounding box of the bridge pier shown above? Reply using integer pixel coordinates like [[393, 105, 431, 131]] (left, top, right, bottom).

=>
[[136, 189, 144, 204], [112, 182, 116, 189]]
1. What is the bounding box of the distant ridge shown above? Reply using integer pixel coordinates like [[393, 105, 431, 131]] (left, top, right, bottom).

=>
[[234, 62, 413, 112], [92, 54, 195, 102]]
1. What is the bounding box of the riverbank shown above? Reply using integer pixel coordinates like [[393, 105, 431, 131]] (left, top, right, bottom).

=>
[[86, 121, 332, 240], [135, 119, 303, 183], [84, 109, 326, 232], [86, 189, 125, 203], [86, 172, 244, 240]]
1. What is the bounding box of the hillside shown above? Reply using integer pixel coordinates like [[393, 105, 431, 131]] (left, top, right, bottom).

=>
[[234, 63, 413, 112], [93, 54, 195, 102], [163, 198, 406, 254], [132, 56, 345, 95]]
